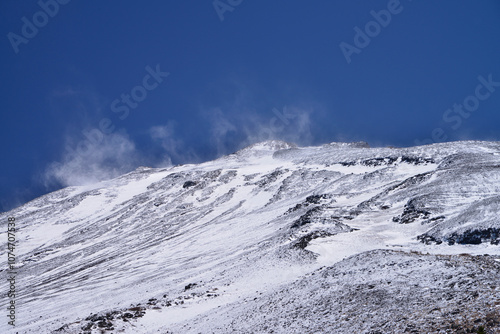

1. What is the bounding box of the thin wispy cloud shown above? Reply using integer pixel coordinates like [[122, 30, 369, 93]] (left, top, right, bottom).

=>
[[43, 131, 139, 187], [43, 82, 318, 192], [48, 85, 108, 125], [149, 121, 199, 165], [204, 108, 238, 156], [202, 104, 315, 157]]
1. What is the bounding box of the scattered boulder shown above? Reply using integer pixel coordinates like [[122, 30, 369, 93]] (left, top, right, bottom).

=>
[[183, 180, 197, 188], [305, 194, 329, 204]]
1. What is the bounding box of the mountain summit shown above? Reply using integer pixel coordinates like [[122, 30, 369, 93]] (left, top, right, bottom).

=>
[[1, 141, 500, 333]]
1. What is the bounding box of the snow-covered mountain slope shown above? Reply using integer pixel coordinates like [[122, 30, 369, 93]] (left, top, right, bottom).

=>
[[1, 140, 499, 333], [170, 250, 500, 334]]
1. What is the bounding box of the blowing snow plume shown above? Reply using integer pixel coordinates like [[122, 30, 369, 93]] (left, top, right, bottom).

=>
[[43, 131, 140, 187]]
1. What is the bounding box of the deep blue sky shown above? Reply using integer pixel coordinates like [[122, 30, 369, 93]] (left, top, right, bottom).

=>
[[1, 1, 500, 211]]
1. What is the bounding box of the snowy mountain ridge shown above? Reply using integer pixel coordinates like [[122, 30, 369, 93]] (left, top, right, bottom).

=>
[[1, 140, 500, 333]]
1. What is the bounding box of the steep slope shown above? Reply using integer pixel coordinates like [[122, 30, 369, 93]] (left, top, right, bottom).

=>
[[169, 250, 500, 334], [1, 140, 499, 333]]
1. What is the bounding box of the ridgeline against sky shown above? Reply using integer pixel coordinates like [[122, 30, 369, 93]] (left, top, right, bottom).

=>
[[1, 0, 500, 211]]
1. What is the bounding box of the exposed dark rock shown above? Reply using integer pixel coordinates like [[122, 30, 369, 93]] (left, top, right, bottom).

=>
[[421, 215, 445, 225], [54, 324, 68, 331], [85, 313, 102, 322], [293, 231, 335, 249], [183, 180, 197, 188], [285, 195, 333, 215], [290, 206, 323, 229], [340, 155, 434, 168], [256, 169, 287, 188], [419, 228, 500, 245], [285, 203, 304, 214], [393, 198, 431, 224], [447, 228, 500, 245], [400, 155, 434, 165], [81, 322, 93, 331], [97, 319, 113, 328], [202, 169, 222, 180], [391, 172, 433, 191], [361, 156, 399, 166], [417, 234, 443, 245], [305, 194, 329, 204]]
